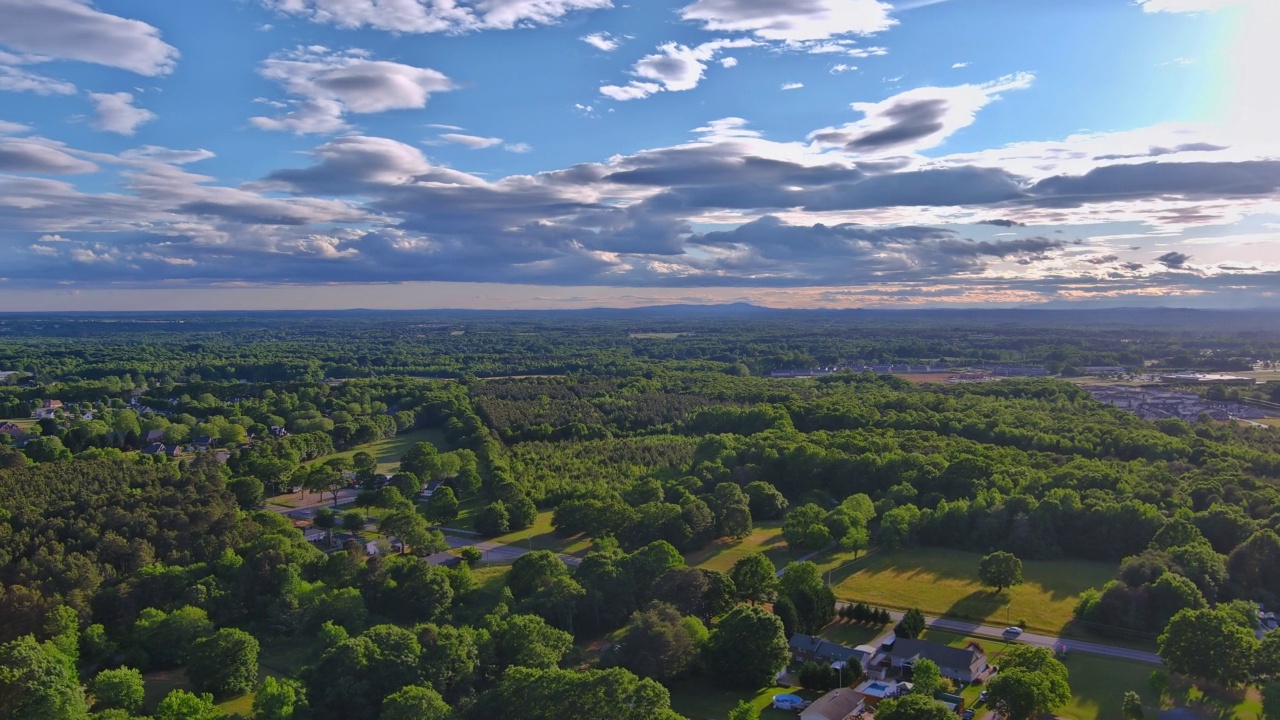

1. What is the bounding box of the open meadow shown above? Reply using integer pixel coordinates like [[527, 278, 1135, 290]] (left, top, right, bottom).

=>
[[827, 547, 1116, 634]]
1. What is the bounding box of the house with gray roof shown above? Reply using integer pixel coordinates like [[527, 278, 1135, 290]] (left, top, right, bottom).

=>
[[880, 638, 988, 684]]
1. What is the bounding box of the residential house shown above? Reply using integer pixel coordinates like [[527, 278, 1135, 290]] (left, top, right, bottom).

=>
[[144, 429, 165, 443], [34, 400, 63, 419], [141, 442, 166, 455], [164, 445, 184, 458], [789, 634, 873, 671], [191, 435, 216, 449], [880, 638, 988, 685], [799, 689, 863, 720], [425, 551, 463, 568], [0, 421, 25, 440]]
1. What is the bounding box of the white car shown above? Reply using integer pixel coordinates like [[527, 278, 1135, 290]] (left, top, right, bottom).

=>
[[1002, 626, 1023, 640]]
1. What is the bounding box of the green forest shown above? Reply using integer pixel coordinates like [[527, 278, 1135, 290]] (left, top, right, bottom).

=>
[[3, 309, 1280, 720]]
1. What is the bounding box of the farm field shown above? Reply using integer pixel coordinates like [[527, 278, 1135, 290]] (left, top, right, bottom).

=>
[[305, 427, 448, 475], [828, 547, 1116, 634], [683, 522, 794, 573]]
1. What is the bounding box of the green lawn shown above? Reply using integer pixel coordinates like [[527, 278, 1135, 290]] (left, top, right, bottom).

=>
[[489, 510, 594, 557], [827, 547, 1116, 634], [820, 620, 890, 649], [305, 427, 449, 475], [666, 681, 821, 720], [1055, 653, 1163, 720], [0, 417, 36, 430], [684, 522, 794, 573]]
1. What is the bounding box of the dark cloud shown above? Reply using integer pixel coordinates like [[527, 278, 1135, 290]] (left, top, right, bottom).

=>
[[840, 98, 948, 151], [1026, 161, 1280, 207], [1084, 255, 1119, 265], [1094, 142, 1227, 161], [1156, 251, 1190, 268], [977, 218, 1025, 227]]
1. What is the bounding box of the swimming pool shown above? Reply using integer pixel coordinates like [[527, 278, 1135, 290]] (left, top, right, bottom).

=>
[[854, 680, 895, 698], [772, 694, 804, 710]]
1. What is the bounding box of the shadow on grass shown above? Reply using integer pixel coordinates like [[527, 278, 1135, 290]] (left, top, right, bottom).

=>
[[942, 589, 1014, 626]]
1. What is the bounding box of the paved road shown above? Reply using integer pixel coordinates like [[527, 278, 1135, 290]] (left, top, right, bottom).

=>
[[443, 533, 582, 566], [853, 604, 1163, 665]]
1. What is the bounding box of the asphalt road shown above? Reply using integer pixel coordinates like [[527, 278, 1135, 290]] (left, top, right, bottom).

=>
[[858, 605, 1163, 665], [443, 533, 582, 566]]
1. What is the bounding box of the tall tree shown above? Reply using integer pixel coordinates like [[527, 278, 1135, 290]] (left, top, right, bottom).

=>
[[1158, 608, 1258, 687], [895, 608, 926, 639], [379, 685, 450, 720], [777, 561, 835, 634], [985, 646, 1072, 720], [1122, 690, 1145, 719], [252, 677, 303, 720], [0, 634, 88, 720], [704, 605, 788, 688], [614, 602, 706, 681], [978, 551, 1024, 593], [729, 553, 777, 604], [187, 628, 260, 697], [876, 692, 953, 720], [89, 667, 145, 713]]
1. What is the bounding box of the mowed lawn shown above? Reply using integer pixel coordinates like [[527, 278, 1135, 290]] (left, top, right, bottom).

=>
[[667, 682, 821, 720], [683, 522, 793, 573], [305, 427, 448, 475], [489, 510, 594, 557], [829, 547, 1115, 633]]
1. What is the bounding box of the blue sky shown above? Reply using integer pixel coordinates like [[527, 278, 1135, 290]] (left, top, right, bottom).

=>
[[0, 0, 1277, 310]]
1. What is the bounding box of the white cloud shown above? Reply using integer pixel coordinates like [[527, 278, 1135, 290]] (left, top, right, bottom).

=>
[[251, 47, 456, 134], [581, 32, 620, 51], [719, 57, 738, 68], [504, 142, 532, 153], [679, 0, 895, 41], [262, 0, 612, 34], [0, 120, 32, 135], [0, 0, 178, 75], [88, 92, 156, 135], [781, 82, 804, 90], [830, 63, 855, 74], [0, 138, 98, 174], [440, 133, 504, 149], [601, 38, 757, 101], [0, 66, 77, 95], [38, 234, 70, 242], [951, 61, 969, 68]]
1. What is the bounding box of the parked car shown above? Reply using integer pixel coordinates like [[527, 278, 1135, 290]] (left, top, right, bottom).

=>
[[962, 709, 976, 719], [978, 690, 989, 704], [1001, 626, 1023, 640]]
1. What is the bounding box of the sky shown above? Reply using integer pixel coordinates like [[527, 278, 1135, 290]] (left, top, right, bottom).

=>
[[1, 0, 1278, 311]]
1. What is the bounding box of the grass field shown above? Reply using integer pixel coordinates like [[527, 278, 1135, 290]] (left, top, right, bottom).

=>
[[489, 510, 594, 557], [305, 427, 448, 475], [820, 620, 890, 649], [142, 666, 284, 718], [0, 417, 36, 430], [683, 522, 795, 573], [827, 547, 1116, 634]]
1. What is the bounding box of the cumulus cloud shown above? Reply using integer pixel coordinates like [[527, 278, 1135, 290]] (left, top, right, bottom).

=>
[[261, 0, 612, 34], [720, 57, 738, 68], [809, 73, 1034, 154], [781, 82, 804, 90], [679, 0, 895, 41], [0, 0, 178, 75], [601, 38, 757, 100], [581, 32, 620, 51], [251, 47, 456, 134], [88, 92, 156, 135]]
